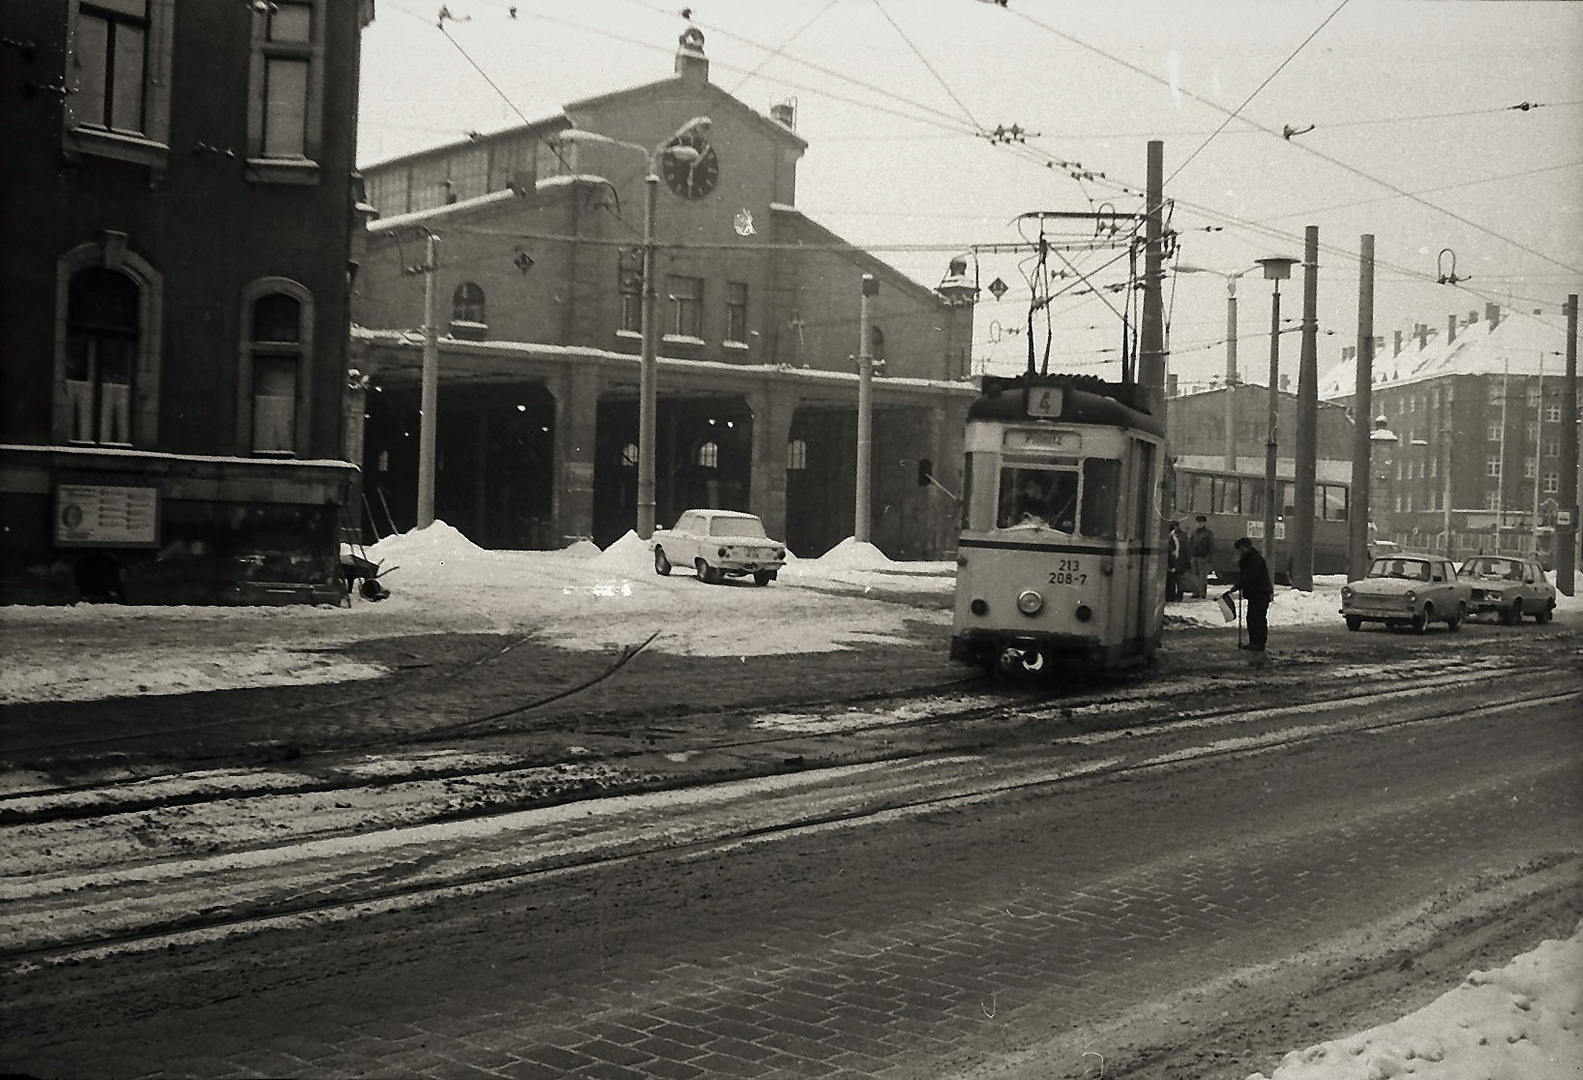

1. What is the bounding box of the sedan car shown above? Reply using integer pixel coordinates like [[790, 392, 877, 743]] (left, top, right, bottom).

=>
[[1339, 553, 1470, 633], [651, 509, 787, 585], [1456, 555, 1557, 625]]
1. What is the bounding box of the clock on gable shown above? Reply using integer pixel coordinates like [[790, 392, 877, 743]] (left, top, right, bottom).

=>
[[660, 132, 719, 200]]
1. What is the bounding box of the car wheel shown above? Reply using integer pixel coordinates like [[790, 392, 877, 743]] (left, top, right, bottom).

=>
[[1411, 603, 1431, 634], [1344, 615, 1363, 632], [1536, 603, 1554, 624], [1446, 602, 1465, 631], [653, 546, 672, 576], [695, 558, 716, 584], [1503, 599, 1522, 626], [752, 571, 774, 586]]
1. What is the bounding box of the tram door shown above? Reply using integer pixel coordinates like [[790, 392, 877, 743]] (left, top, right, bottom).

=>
[[1131, 438, 1161, 652]]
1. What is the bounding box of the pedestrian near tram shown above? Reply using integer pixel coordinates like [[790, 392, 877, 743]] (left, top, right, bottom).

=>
[[1166, 520, 1188, 602], [1188, 515, 1215, 598], [1222, 536, 1274, 664]]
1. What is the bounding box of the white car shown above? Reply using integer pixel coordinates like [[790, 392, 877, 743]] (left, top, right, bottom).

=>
[[651, 509, 787, 586]]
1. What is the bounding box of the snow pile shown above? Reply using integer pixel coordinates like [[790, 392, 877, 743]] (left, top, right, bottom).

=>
[[805, 537, 897, 571], [1247, 921, 1583, 1079], [587, 529, 654, 573]]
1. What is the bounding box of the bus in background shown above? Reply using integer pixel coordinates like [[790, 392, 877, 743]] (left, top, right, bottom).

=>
[[1171, 457, 1351, 584]]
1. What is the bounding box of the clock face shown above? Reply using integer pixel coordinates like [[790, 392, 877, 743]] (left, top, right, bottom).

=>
[[660, 133, 719, 200]]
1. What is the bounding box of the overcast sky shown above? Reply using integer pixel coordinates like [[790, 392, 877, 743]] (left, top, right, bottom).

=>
[[356, 0, 1583, 389]]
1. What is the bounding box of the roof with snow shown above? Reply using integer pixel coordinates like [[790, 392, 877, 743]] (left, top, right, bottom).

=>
[[1319, 307, 1573, 400]]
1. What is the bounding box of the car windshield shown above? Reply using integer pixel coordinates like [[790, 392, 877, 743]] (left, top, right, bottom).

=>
[[1366, 557, 1431, 581], [709, 518, 767, 539], [1460, 557, 1521, 580]]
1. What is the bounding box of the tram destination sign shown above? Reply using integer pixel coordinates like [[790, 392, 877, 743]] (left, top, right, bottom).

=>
[[1003, 428, 1081, 453]]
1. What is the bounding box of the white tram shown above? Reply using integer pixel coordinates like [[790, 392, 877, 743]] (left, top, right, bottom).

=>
[[950, 373, 1169, 675]]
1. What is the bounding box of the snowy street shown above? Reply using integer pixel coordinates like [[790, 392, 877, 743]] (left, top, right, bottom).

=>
[[2, 523, 1580, 1080]]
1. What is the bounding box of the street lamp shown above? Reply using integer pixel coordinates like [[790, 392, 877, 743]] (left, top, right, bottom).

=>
[[1256, 255, 1299, 561], [561, 116, 713, 539], [1176, 263, 1250, 470]]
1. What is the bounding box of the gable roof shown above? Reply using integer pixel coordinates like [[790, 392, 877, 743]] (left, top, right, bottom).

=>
[[565, 75, 808, 154], [1319, 307, 1572, 400]]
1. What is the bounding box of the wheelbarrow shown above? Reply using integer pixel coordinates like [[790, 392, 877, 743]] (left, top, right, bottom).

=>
[[340, 551, 397, 601]]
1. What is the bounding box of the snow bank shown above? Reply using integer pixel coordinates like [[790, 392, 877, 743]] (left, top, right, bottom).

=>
[[1247, 921, 1583, 1080]]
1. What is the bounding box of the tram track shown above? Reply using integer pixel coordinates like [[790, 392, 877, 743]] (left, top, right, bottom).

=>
[[0, 652, 1548, 826], [4, 672, 1576, 970]]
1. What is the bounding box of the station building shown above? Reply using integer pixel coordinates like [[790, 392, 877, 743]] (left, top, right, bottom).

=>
[[349, 28, 979, 559], [0, 1, 374, 604]]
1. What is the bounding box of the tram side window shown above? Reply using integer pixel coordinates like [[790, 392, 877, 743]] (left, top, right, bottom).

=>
[[1212, 477, 1241, 515], [1320, 483, 1348, 521], [1178, 472, 1210, 514], [1081, 458, 1120, 539], [998, 467, 1079, 531]]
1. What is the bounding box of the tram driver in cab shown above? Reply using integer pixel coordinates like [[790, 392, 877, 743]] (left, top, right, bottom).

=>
[[999, 469, 1078, 532]]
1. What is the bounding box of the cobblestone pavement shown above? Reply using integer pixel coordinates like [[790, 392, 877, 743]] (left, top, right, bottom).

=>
[[5, 692, 1580, 1080]]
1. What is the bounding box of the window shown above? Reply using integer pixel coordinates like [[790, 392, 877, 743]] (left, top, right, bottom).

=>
[[55, 238, 162, 447], [621, 443, 638, 467], [1545, 438, 1559, 458], [1543, 473, 1559, 494], [239, 278, 313, 455], [247, 0, 325, 182], [724, 282, 748, 344], [64, 268, 139, 445], [1545, 404, 1562, 423], [667, 276, 703, 339], [450, 282, 486, 339], [1485, 490, 1501, 510], [1523, 460, 1537, 479], [1487, 422, 1502, 441], [997, 466, 1079, 532], [696, 441, 718, 468], [1486, 456, 1501, 477], [870, 325, 886, 365], [618, 252, 642, 334], [1527, 385, 1541, 407], [1487, 380, 1504, 403], [787, 438, 807, 470], [63, 0, 174, 169]]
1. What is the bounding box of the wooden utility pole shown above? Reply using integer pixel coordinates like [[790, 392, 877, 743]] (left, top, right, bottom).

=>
[[1139, 140, 1167, 410], [1347, 235, 1375, 582], [1292, 225, 1319, 591], [1558, 293, 1578, 594]]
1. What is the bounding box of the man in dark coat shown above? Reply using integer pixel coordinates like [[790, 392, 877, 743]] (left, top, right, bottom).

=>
[[1222, 536, 1275, 663], [1166, 520, 1187, 601], [1188, 515, 1215, 598]]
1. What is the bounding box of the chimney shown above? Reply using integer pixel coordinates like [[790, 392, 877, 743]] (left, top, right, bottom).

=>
[[1485, 302, 1501, 329], [1394, 330, 1403, 356], [1447, 314, 1457, 344], [769, 100, 796, 130], [1416, 323, 1430, 350], [675, 25, 709, 82]]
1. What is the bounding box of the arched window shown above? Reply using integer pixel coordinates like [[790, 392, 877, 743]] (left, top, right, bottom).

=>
[[621, 443, 638, 467], [870, 325, 885, 364], [696, 441, 718, 468], [787, 438, 807, 470], [249, 293, 303, 453], [65, 267, 140, 445], [451, 282, 487, 338], [239, 277, 314, 455]]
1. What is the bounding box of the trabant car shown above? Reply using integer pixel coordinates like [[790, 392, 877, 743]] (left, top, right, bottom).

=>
[[652, 509, 787, 586], [1456, 555, 1557, 625], [1339, 553, 1470, 633]]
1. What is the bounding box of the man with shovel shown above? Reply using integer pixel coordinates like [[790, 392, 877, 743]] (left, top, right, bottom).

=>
[[1221, 536, 1274, 665]]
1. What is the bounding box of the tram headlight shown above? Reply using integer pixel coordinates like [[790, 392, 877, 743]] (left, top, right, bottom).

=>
[[1016, 589, 1044, 615], [1075, 604, 1093, 622]]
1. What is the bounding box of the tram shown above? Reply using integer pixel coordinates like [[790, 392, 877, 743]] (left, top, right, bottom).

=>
[[1170, 462, 1351, 583], [951, 373, 1169, 675]]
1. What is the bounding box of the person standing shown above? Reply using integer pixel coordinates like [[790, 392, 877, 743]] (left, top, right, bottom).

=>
[[1166, 520, 1187, 602], [1188, 515, 1215, 599], [1222, 536, 1275, 664]]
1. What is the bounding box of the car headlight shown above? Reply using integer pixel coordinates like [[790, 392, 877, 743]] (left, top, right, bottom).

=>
[[1016, 589, 1044, 615], [1404, 589, 1416, 602], [1341, 586, 1353, 601]]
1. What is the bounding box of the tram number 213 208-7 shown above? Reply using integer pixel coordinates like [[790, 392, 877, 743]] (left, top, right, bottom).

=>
[[1048, 559, 1087, 586]]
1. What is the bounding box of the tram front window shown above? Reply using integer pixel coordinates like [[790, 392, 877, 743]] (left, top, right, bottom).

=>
[[998, 468, 1078, 531]]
